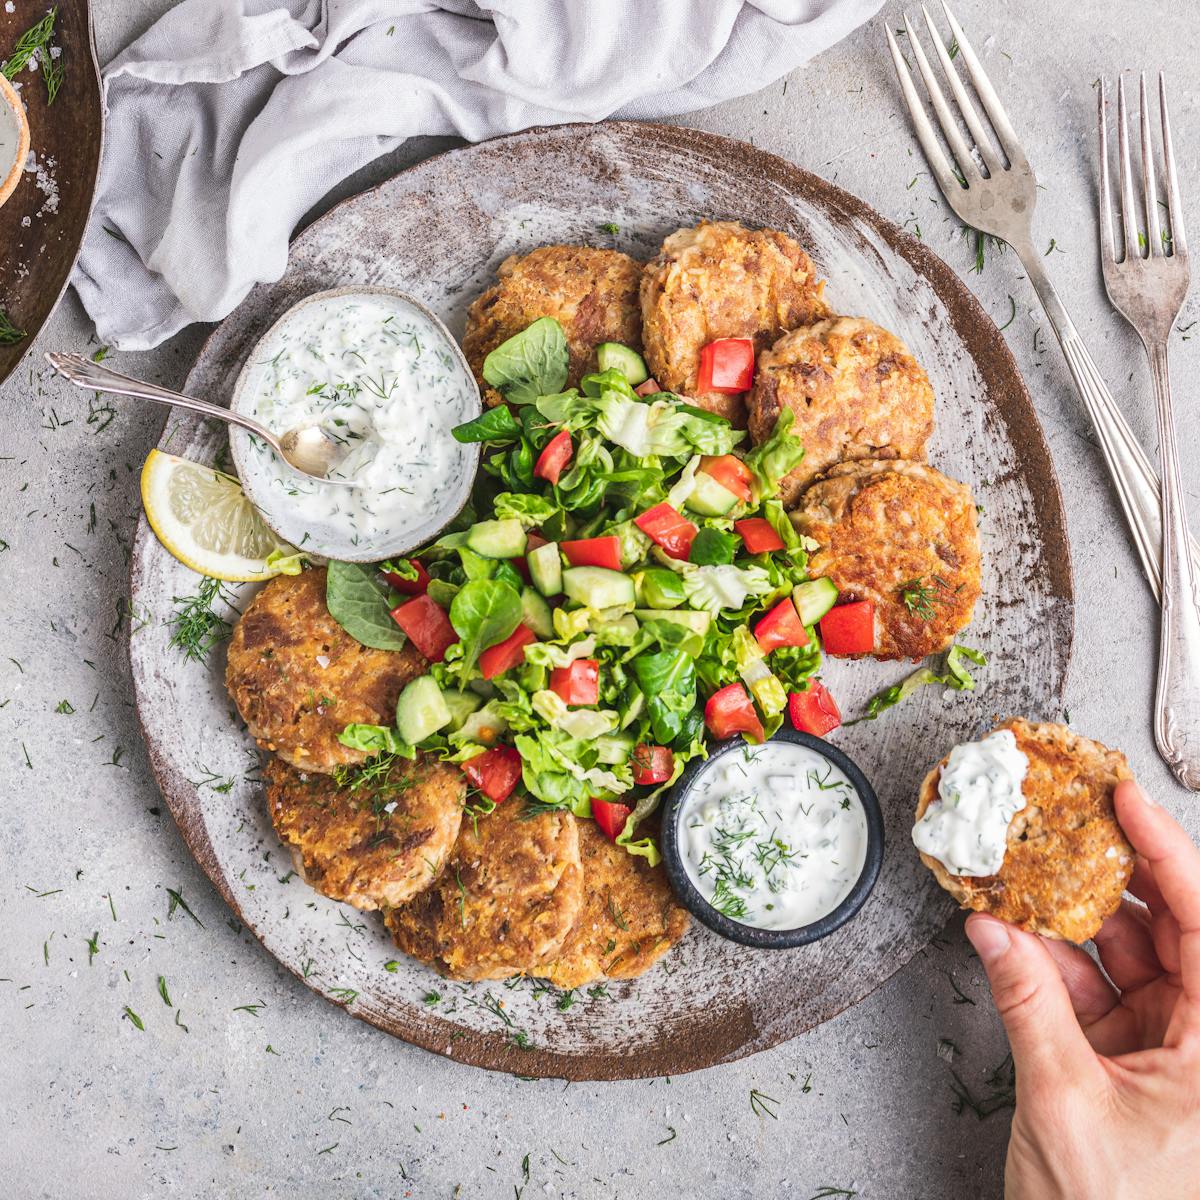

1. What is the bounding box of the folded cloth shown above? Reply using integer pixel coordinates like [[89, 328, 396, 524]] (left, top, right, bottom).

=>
[[74, 0, 883, 351]]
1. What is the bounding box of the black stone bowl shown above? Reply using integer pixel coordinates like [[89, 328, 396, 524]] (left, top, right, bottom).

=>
[[660, 728, 885, 949]]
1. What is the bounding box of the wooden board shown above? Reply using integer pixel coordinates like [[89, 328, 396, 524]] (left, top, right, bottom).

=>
[[129, 122, 1074, 1080]]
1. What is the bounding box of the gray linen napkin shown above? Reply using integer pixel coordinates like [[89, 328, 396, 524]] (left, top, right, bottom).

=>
[[74, 0, 883, 350]]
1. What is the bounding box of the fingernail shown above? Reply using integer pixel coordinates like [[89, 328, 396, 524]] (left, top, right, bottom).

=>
[[1120, 779, 1156, 808], [966, 916, 1011, 964]]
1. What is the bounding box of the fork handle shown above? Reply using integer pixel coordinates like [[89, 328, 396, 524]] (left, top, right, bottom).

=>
[[1147, 341, 1200, 789], [1017, 248, 1200, 603]]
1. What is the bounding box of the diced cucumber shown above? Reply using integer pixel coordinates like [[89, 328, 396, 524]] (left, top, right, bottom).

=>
[[520, 587, 554, 639], [792, 577, 839, 625], [594, 731, 635, 765], [442, 689, 483, 732], [686, 471, 740, 517], [395, 676, 451, 745], [456, 701, 508, 747], [596, 342, 649, 387], [466, 518, 527, 559], [634, 568, 686, 609], [527, 542, 563, 597], [562, 566, 636, 609], [633, 608, 712, 636]]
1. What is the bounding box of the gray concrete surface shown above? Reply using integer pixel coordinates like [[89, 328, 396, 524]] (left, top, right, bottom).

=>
[[3, 1, 1198, 1197]]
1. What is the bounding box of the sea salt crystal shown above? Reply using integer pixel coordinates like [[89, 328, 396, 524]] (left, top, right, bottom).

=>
[[4, 3, 15, 13], [315, 654, 330, 668], [383, 801, 397, 814]]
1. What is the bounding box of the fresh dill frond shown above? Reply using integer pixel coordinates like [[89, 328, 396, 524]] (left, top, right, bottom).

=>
[[2, 7, 63, 103], [167, 576, 234, 663], [0, 309, 26, 346], [899, 575, 953, 621]]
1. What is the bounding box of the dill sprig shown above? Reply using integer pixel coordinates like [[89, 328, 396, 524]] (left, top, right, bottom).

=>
[[3, 7, 63, 103], [167, 576, 234, 663], [0, 309, 26, 346], [899, 575, 956, 621]]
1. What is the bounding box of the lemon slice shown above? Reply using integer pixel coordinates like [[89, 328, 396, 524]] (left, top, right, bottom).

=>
[[141, 450, 296, 582]]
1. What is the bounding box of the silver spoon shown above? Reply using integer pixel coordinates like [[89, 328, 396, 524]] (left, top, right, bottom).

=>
[[44, 352, 358, 485]]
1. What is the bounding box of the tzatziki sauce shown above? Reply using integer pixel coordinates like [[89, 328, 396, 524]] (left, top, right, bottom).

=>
[[680, 742, 869, 930], [235, 292, 478, 558], [911, 729, 1030, 877], [0, 92, 22, 182]]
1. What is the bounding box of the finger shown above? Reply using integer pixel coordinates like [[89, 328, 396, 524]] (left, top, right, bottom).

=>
[[1041, 937, 1120, 1025], [965, 913, 1101, 1083], [1093, 899, 1163, 992], [1127, 857, 1167, 912], [1114, 780, 1200, 1006]]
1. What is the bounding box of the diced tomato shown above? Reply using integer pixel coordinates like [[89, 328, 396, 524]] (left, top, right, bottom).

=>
[[561, 535, 622, 571], [390, 594, 458, 663], [635, 378, 661, 396], [549, 659, 600, 707], [632, 743, 673, 786], [699, 454, 753, 502], [696, 338, 756, 394], [754, 597, 810, 653], [534, 429, 573, 486], [382, 559, 430, 596], [592, 797, 633, 841], [819, 600, 877, 656], [461, 745, 522, 803], [478, 623, 537, 679], [634, 502, 697, 561], [704, 683, 766, 743], [789, 683, 842, 737], [734, 518, 784, 554], [526, 531, 549, 551]]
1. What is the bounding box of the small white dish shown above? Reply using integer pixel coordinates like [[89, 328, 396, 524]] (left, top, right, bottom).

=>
[[0, 74, 29, 211], [229, 286, 482, 563]]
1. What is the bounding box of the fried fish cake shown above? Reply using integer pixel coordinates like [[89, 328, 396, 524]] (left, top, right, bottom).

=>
[[385, 800, 583, 981], [914, 720, 1135, 942], [791, 460, 981, 661], [226, 568, 426, 774], [263, 753, 464, 910], [749, 317, 935, 506], [639, 220, 830, 425], [540, 817, 690, 989], [463, 245, 643, 407]]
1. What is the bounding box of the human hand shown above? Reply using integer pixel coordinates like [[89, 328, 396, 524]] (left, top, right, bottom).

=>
[[964, 780, 1200, 1200]]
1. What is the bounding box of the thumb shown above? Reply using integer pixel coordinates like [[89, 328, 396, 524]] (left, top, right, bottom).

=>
[[965, 913, 1098, 1083]]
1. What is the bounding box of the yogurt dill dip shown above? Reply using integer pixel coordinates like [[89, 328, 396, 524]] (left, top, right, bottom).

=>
[[912, 729, 1030, 876], [680, 742, 869, 930], [233, 290, 479, 560]]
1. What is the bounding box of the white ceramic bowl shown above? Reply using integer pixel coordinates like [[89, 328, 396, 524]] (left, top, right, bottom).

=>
[[228, 286, 482, 563]]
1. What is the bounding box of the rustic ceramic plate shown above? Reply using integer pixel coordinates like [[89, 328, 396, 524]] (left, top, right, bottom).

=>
[[0, 3, 102, 385], [129, 122, 1073, 1081]]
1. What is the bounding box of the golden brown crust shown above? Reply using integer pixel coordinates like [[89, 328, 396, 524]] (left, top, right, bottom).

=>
[[640, 220, 830, 426], [264, 753, 463, 911], [385, 800, 584, 981], [226, 568, 427, 773], [463, 245, 643, 408], [792, 460, 982, 661], [915, 719, 1135, 942], [540, 818, 690, 989], [749, 317, 935, 505]]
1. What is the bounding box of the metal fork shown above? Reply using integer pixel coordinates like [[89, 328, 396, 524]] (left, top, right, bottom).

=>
[[887, 3, 1200, 787], [1098, 74, 1200, 789], [885, 4, 1200, 604]]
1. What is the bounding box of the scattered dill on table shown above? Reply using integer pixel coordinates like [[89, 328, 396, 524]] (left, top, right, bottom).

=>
[[167, 576, 234, 663]]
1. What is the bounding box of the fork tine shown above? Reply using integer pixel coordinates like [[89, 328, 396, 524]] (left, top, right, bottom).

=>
[[885, 26, 966, 198], [1098, 79, 1117, 264], [1159, 72, 1188, 257], [919, 5, 1002, 174], [1139, 73, 1164, 256], [938, 1, 1029, 171], [1117, 77, 1142, 259], [898, 14, 980, 182]]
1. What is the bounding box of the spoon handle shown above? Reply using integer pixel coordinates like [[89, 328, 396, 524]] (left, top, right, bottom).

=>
[[43, 353, 279, 449]]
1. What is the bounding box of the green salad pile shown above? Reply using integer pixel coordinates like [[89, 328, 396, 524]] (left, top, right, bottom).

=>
[[321, 317, 855, 862]]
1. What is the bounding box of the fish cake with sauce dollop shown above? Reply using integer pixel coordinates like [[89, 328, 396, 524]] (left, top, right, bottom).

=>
[[263, 753, 464, 910], [226, 568, 426, 774], [748, 316, 935, 506], [639, 220, 830, 426], [791, 459, 982, 661], [463, 245, 643, 408], [385, 800, 583, 981], [914, 719, 1135, 942]]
